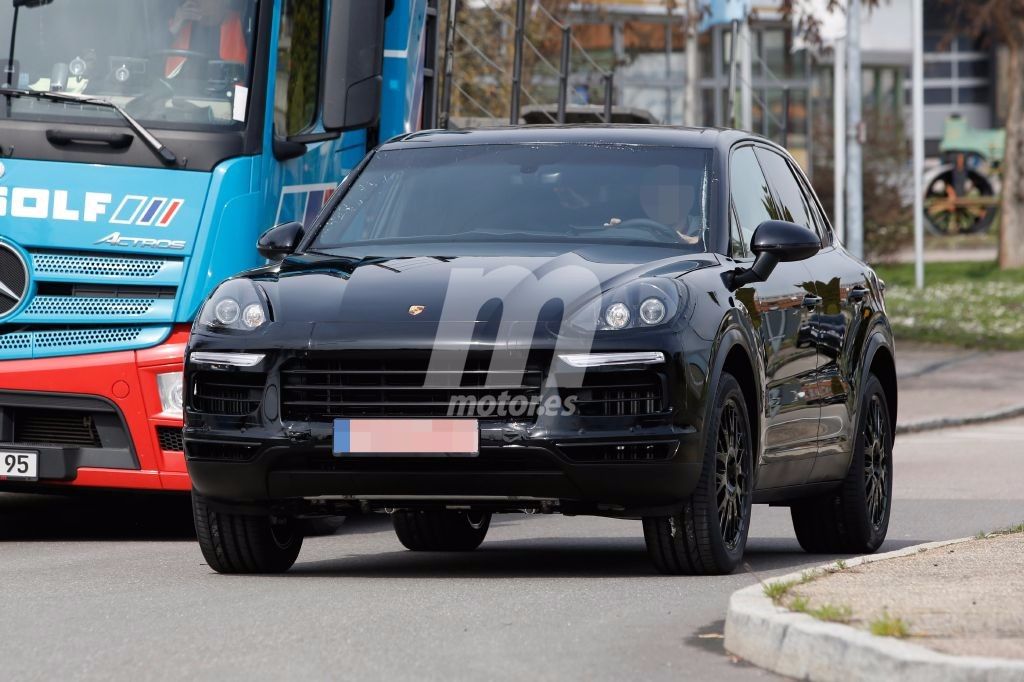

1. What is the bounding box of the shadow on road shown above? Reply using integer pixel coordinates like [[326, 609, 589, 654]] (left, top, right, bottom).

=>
[[285, 519, 930, 579], [0, 492, 195, 541]]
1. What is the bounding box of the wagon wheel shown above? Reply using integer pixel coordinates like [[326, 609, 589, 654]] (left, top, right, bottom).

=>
[[923, 166, 998, 236]]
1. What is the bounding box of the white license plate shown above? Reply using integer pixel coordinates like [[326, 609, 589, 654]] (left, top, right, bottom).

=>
[[0, 450, 38, 481], [333, 419, 479, 455]]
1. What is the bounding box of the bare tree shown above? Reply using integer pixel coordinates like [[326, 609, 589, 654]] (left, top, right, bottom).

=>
[[948, 1, 1024, 268]]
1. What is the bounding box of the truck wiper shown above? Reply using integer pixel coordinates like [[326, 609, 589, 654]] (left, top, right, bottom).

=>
[[0, 87, 177, 166]]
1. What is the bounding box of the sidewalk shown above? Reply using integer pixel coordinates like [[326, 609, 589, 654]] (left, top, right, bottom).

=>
[[897, 345, 1024, 428], [793, 531, 1024, 661]]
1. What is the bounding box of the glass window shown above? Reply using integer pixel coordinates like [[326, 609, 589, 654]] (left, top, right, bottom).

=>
[[753, 148, 818, 236], [729, 146, 776, 250], [924, 88, 952, 105], [275, 0, 322, 136], [314, 144, 716, 251], [958, 85, 989, 104], [0, 0, 259, 130], [958, 59, 989, 78], [923, 61, 952, 79]]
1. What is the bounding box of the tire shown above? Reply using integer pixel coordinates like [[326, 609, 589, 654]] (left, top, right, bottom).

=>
[[643, 372, 754, 575], [392, 510, 491, 551], [192, 491, 303, 574], [791, 374, 893, 554]]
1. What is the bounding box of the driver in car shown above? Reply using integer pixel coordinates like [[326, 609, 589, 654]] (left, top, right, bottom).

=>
[[166, 0, 248, 78], [604, 165, 705, 245]]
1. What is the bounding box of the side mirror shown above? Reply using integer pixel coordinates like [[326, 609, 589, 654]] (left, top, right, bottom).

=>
[[321, 0, 386, 132], [257, 221, 305, 261], [727, 220, 821, 289]]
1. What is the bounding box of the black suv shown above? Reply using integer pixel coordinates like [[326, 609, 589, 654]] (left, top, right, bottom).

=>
[[185, 126, 897, 575]]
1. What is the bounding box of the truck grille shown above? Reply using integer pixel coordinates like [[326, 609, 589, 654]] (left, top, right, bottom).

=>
[[280, 352, 545, 420], [10, 408, 102, 448], [156, 426, 184, 452], [190, 372, 265, 416]]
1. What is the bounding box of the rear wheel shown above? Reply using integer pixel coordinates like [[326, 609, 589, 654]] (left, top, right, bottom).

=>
[[392, 510, 491, 551], [791, 374, 893, 553], [643, 372, 753, 575], [192, 492, 303, 574]]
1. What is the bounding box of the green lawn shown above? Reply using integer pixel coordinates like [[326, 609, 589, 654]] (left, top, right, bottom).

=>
[[873, 261, 1024, 350]]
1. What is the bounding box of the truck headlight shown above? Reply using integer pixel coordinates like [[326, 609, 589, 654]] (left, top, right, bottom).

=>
[[569, 278, 684, 332], [199, 279, 270, 332], [156, 372, 184, 418]]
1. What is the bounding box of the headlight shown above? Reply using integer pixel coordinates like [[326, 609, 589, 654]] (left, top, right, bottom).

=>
[[568, 278, 684, 332], [156, 371, 184, 418], [198, 279, 270, 332]]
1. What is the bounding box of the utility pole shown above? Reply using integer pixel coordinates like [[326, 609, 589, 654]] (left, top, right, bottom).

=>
[[684, 0, 700, 126], [739, 15, 752, 131], [833, 37, 845, 242], [912, 0, 925, 288], [845, 0, 864, 259]]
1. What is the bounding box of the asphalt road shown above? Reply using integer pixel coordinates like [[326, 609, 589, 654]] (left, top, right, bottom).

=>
[[2, 419, 1022, 682]]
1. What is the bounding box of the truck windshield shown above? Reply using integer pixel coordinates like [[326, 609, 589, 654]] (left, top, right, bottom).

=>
[[313, 144, 715, 251], [0, 0, 259, 130]]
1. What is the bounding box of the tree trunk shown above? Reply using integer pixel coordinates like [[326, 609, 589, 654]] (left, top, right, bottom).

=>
[[999, 40, 1024, 268]]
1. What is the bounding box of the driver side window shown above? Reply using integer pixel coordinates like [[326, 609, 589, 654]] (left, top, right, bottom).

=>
[[275, 0, 323, 137], [729, 146, 775, 256]]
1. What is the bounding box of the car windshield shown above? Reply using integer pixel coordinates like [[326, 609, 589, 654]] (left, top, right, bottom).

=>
[[0, 0, 259, 130], [312, 143, 715, 251]]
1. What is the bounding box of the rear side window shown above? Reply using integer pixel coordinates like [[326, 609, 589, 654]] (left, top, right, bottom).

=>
[[729, 146, 775, 253], [753, 148, 820, 237]]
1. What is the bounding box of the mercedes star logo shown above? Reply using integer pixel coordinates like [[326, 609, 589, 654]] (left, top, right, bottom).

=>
[[0, 243, 29, 318]]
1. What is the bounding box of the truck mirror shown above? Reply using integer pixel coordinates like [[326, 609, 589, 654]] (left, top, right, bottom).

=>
[[322, 0, 386, 132]]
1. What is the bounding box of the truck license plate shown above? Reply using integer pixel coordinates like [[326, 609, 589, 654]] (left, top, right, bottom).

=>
[[333, 419, 479, 456], [0, 451, 38, 481]]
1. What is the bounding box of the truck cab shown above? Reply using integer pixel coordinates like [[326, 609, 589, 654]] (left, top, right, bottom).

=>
[[0, 0, 432, 491]]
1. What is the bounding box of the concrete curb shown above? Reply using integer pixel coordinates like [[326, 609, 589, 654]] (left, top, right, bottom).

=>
[[897, 403, 1024, 435], [724, 538, 1024, 682]]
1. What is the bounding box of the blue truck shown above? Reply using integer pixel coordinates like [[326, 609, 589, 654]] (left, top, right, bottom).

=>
[[0, 0, 435, 492]]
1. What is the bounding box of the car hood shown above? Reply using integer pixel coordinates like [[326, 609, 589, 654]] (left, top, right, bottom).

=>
[[252, 246, 714, 325]]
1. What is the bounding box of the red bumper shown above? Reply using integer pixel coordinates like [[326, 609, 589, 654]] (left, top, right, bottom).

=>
[[0, 326, 191, 491]]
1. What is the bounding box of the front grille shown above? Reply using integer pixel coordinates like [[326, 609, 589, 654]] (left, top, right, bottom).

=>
[[560, 368, 667, 418], [11, 408, 102, 447], [280, 352, 545, 420], [185, 441, 259, 462], [156, 426, 184, 452], [559, 440, 678, 463], [191, 372, 265, 416], [31, 252, 173, 279], [291, 446, 560, 473]]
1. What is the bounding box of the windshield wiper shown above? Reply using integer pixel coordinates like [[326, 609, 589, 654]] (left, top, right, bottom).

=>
[[0, 87, 177, 165]]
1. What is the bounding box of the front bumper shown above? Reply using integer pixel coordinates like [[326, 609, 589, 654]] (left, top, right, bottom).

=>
[[185, 330, 714, 513], [0, 326, 192, 492]]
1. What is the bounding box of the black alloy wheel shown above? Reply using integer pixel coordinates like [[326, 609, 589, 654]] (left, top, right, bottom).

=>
[[643, 372, 753, 575]]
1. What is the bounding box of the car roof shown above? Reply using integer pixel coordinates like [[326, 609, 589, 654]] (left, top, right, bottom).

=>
[[380, 125, 766, 153]]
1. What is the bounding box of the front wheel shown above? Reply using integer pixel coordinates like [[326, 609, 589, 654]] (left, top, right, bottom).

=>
[[643, 372, 753, 575], [392, 510, 491, 551], [791, 374, 893, 553], [192, 492, 303, 574]]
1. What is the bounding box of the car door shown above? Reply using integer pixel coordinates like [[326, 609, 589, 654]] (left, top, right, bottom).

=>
[[728, 145, 821, 490], [753, 148, 869, 484], [793, 171, 874, 483]]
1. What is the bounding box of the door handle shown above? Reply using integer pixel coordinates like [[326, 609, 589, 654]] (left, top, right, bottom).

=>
[[847, 286, 868, 304], [46, 128, 133, 149], [802, 294, 822, 310]]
